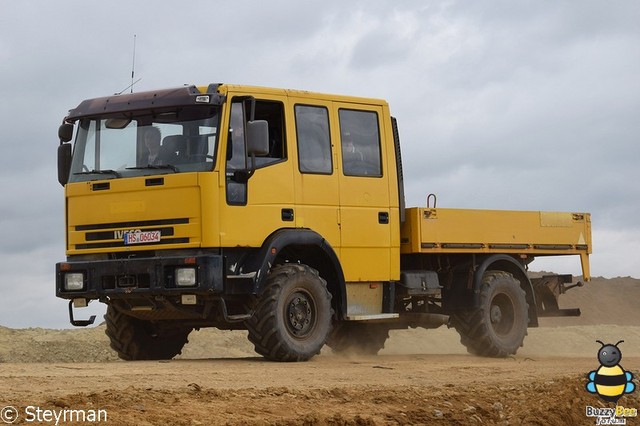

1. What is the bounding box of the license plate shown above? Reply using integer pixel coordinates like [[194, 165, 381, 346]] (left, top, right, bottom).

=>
[[124, 230, 161, 245]]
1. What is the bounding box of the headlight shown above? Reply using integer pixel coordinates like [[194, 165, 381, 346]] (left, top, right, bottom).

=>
[[175, 268, 197, 287], [64, 272, 85, 291]]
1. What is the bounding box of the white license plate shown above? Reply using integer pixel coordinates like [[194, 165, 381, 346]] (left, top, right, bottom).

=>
[[124, 230, 161, 245]]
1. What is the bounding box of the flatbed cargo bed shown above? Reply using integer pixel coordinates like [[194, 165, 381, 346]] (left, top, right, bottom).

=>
[[400, 207, 591, 279]]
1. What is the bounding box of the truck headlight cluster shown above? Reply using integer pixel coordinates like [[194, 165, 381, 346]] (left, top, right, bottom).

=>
[[64, 272, 85, 291], [175, 268, 197, 287]]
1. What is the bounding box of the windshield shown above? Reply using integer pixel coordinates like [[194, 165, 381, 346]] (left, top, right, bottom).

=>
[[68, 106, 220, 182]]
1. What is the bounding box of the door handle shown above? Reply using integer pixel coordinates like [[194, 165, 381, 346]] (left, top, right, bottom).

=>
[[282, 208, 294, 222], [378, 211, 389, 224]]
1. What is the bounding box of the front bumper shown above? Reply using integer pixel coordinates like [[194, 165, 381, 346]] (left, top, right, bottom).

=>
[[56, 254, 224, 300]]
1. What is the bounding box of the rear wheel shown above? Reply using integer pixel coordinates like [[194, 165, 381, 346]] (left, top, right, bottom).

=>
[[246, 264, 333, 362], [451, 271, 528, 357], [327, 322, 390, 355], [105, 306, 191, 360]]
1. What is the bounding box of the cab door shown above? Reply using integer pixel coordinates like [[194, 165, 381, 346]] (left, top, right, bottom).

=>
[[290, 99, 341, 252], [218, 94, 295, 247], [334, 104, 392, 281]]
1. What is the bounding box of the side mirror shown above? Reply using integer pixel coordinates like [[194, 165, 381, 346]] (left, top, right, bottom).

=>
[[246, 120, 269, 157], [58, 143, 72, 186], [58, 123, 74, 143], [234, 120, 270, 182]]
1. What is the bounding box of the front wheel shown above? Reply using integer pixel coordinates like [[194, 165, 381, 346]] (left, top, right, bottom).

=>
[[246, 264, 333, 362], [451, 271, 529, 357], [105, 306, 191, 360]]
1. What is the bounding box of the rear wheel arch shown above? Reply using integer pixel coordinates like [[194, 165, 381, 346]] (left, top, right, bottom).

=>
[[474, 254, 537, 327]]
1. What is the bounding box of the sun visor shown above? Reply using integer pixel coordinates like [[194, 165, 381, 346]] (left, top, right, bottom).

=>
[[66, 85, 225, 120]]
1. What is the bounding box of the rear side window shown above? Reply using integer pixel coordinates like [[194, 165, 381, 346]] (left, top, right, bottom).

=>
[[295, 105, 332, 174], [339, 109, 382, 177]]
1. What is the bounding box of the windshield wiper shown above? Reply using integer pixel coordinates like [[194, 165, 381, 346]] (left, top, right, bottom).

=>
[[74, 169, 121, 177], [126, 164, 179, 173]]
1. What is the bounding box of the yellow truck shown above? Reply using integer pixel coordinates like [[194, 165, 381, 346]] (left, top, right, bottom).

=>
[[55, 84, 591, 361]]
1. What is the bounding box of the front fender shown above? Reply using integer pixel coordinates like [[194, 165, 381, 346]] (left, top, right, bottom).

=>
[[241, 228, 347, 318]]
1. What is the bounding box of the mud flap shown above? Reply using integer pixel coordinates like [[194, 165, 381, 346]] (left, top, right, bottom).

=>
[[531, 274, 582, 317]]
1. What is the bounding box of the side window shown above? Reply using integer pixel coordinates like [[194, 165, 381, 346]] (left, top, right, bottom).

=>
[[295, 105, 332, 174], [225, 98, 287, 205], [339, 109, 382, 177], [252, 100, 286, 167]]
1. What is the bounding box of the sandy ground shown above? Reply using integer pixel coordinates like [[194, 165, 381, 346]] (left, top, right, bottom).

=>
[[0, 276, 639, 425]]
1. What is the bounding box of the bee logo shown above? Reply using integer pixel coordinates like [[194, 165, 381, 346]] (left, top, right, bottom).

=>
[[586, 340, 635, 403]]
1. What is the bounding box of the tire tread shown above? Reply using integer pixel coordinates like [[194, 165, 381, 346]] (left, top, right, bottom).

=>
[[451, 271, 528, 357], [247, 264, 333, 362]]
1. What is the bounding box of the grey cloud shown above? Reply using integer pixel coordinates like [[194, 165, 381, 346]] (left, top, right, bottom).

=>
[[349, 30, 414, 70], [0, 0, 638, 328]]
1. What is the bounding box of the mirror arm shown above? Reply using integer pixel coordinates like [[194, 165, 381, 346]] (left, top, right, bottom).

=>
[[249, 98, 256, 122]]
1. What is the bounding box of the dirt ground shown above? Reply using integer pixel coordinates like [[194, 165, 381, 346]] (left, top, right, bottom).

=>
[[1, 276, 639, 425]]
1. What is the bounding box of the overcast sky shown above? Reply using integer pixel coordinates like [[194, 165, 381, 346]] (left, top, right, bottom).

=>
[[0, 0, 638, 328]]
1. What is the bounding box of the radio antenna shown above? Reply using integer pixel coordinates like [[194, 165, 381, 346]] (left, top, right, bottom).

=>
[[115, 35, 142, 95], [130, 34, 137, 93]]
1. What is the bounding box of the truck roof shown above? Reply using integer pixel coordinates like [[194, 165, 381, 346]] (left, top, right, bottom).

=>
[[216, 83, 389, 106], [66, 83, 389, 121]]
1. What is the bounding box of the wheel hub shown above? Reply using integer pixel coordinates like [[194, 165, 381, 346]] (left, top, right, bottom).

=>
[[490, 305, 503, 324], [286, 292, 315, 337], [490, 293, 515, 336]]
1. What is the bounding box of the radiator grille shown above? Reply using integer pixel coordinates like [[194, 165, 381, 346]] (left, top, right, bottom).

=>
[[74, 218, 190, 250]]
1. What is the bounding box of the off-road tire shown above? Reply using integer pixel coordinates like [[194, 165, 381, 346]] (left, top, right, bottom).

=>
[[246, 264, 333, 362], [451, 271, 528, 357], [327, 322, 390, 355], [105, 306, 191, 361]]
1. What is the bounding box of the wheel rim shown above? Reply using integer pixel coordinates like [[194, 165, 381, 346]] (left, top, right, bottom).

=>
[[490, 293, 515, 336], [284, 289, 316, 339]]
